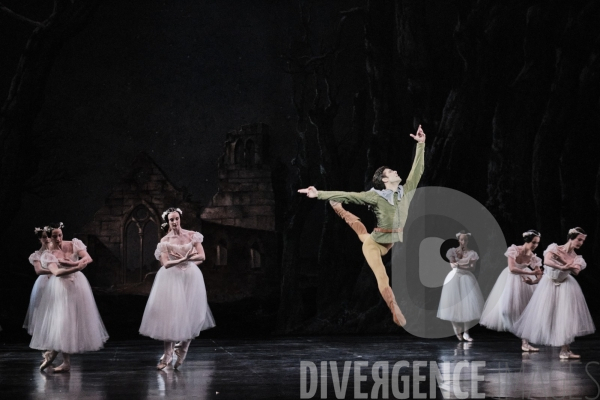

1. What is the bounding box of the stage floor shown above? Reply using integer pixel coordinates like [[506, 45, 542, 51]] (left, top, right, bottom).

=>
[[1, 332, 599, 399]]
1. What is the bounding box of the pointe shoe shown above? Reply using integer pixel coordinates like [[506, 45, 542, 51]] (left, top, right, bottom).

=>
[[521, 343, 539, 352], [462, 332, 473, 342], [174, 347, 187, 369], [381, 287, 406, 327], [40, 351, 52, 366], [456, 333, 464, 341], [567, 351, 580, 359], [156, 354, 173, 370], [52, 364, 71, 373], [40, 351, 58, 371]]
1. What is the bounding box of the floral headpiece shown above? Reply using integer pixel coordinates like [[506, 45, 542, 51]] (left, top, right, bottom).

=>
[[34, 227, 45, 235], [568, 228, 586, 237], [522, 231, 540, 238], [162, 208, 183, 221], [44, 222, 64, 232], [455, 232, 471, 238]]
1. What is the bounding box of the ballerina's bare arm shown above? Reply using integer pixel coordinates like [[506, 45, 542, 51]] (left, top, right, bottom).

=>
[[32, 260, 52, 275], [46, 261, 82, 276], [543, 250, 576, 271], [188, 241, 206, 265]]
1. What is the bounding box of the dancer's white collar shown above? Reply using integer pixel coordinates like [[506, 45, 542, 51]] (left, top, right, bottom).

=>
[[369, 186, 404, 205]]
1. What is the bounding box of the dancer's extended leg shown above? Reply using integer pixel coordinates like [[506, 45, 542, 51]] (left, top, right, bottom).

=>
[[329, 201, 405, 326]]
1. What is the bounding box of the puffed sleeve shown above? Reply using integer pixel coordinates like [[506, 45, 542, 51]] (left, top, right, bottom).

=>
[[191, 231, 204, 244], [154, 243, 168, 260], [531, 255, 543, 268], [40, 252, 59, 269], [446, 248, 457, 262], [71, 238, 87, 253], [28, 251, 41, 266], [543, 243, 559, 257], [504, 245, 519, 260], [574, 255, 587, 271], [468, 251, 479, 262]]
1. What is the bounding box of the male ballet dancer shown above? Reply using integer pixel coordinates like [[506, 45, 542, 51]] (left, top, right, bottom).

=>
[[298, 126, 425, 327]]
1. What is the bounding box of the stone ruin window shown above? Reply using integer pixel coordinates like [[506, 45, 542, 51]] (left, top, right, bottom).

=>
[[235, 139, 245, 165], [124, 204, 160, 284], [250, 242, 263, 269], [216, 239, 228, 266]]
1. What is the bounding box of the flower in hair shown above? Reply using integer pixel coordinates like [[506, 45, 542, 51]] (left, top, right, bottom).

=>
[[161, 223, 168, 229], [455, 232, 471, 238], [522, 231, 540, 238], [568, 228, 586, 236], [162, 208, 183, 221], [34, 227, 44, 234]]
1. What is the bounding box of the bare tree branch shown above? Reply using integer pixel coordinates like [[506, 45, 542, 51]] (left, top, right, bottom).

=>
[[0, 2, 44, 27]]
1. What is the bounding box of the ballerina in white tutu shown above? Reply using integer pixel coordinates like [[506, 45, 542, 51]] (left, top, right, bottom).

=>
[[31, 222, 108, 372], [437, 231, 484, 341], [139, 207, 215, 370], [479, 230, 543, 351], [512, 227, 595, 359], [23, 227, 54, 364]]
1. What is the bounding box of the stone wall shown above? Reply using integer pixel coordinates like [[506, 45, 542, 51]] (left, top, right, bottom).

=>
[[201, 123, 276, 231]]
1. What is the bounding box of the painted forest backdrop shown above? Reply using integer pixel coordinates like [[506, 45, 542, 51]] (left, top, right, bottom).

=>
[[1, 0, 599, 338]]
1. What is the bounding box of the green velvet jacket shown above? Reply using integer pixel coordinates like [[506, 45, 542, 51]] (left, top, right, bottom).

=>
[[317, 142, 425, 244]]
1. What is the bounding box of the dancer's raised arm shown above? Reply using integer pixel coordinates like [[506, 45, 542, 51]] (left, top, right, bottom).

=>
[[404, 125, 426, 193]]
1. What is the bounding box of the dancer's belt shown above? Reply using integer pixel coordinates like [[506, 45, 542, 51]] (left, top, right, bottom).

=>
[[373, 227, 403, 233]]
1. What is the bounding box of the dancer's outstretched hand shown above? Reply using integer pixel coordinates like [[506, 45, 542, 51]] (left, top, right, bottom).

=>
[[298, 186, 318, 198], [410, 125, 426, 143]]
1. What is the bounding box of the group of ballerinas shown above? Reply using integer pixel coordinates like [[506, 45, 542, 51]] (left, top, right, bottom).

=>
[[23, 207, 214, 373], [437, 227, 595, 359]]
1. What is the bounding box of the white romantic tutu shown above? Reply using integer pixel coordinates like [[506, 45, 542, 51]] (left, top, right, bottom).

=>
[[437, 269, 484, 322], [512, 272, 595, 346], [139, 261, 215, 341], [23, 275, 52, 334], [29, 271, 109, 353], [479, 267, 536, 332]]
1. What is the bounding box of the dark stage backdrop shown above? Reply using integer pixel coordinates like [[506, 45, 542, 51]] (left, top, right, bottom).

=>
[[1, 0, 599, 341]]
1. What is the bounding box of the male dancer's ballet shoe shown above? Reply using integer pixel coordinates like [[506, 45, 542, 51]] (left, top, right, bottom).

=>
[[381, 287, 406, 327], [40, 351, 58, 371], [462, 332, 473, 342], [52, 364, 71, 373], [156, 354, 173, 370], [329, 201, 368, 236], [174, 347, 187, 369]]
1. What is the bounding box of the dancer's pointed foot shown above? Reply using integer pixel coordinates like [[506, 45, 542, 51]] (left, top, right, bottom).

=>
[[156, 354, 172, 370], [329, 201, 368, 236], [521, 343, 539, 352], [40, 351, 58, 371], [381, 287, 406, 327], [174, 347, 187, 369], [462, 332, 473, 342], [456, 333, 464, 341]]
